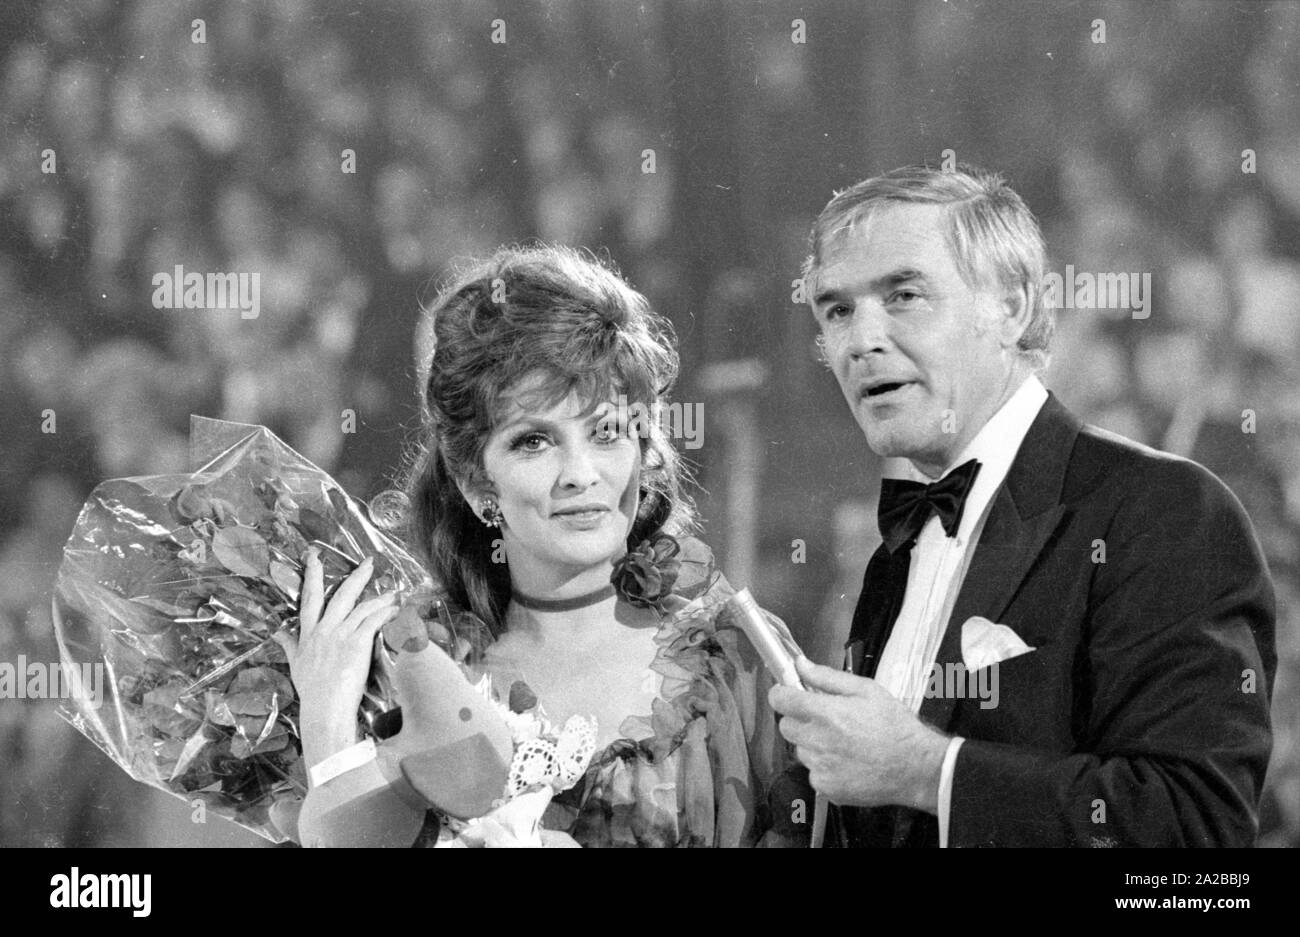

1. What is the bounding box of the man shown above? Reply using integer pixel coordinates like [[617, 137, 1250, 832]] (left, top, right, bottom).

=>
[[770, 164, 1276, 847]]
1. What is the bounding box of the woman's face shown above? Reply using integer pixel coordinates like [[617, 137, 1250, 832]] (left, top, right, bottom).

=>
[[475, 377, 642, 589]]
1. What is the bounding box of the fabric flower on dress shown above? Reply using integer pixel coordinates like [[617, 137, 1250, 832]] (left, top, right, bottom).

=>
[[611, 534, 682, 610]]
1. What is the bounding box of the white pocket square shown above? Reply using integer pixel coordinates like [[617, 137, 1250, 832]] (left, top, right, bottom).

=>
[[960, 616, 1035, 671]]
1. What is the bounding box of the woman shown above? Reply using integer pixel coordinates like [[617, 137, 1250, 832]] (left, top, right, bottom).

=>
[[278, 245, 809, 847]]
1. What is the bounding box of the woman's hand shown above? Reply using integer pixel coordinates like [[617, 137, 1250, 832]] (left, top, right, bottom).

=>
[[273, 549, 399, 771]]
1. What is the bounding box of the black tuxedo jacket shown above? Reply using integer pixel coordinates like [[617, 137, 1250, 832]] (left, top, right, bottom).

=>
[[837, 393, 1276, 847]]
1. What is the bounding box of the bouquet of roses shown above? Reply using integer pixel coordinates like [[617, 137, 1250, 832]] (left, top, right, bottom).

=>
[[51, 416, 486, 843]]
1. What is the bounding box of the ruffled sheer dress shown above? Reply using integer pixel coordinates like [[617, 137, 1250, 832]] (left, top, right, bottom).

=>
[[293, 537, 811, 848]]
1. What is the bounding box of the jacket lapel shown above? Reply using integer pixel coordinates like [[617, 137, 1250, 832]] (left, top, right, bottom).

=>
[[916, 393, 1081, 732]]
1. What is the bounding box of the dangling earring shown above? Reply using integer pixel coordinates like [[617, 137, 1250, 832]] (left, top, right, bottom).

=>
[[477, 496, 503, 527]]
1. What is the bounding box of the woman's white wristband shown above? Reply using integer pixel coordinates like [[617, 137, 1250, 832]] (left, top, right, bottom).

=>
[[309, 738, 377, 789]]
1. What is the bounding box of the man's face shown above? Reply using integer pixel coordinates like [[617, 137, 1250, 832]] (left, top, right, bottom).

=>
[[811, 202, 1016, 477]]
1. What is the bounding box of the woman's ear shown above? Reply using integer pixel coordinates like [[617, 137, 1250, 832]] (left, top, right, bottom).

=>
[[452, 474, 475, 509], [453, 472, 493, 519]]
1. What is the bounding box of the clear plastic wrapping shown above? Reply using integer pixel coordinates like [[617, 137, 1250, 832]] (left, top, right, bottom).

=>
[[51, 416, 440, 842]]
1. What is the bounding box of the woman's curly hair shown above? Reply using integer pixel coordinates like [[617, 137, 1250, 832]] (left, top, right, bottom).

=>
[[401, 244, 696, 634]]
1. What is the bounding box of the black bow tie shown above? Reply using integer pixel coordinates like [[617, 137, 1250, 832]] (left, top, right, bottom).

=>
[[877, 459, 982, 554]]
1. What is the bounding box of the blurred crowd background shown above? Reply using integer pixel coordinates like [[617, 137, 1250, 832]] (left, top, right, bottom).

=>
[[1, 0, 1297, 847]]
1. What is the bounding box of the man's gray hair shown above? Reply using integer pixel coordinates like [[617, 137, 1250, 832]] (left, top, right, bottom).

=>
[[802, 164, 1054, 370]]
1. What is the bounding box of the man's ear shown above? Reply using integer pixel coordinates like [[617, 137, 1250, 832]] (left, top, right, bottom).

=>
[[996, 282, 1034, 350]]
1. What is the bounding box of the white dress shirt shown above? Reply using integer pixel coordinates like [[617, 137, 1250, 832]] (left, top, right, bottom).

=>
[[872, 374, 1049, 846]]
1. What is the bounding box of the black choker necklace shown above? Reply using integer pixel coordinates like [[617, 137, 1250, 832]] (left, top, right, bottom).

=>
[[510, 583, 617, 612]]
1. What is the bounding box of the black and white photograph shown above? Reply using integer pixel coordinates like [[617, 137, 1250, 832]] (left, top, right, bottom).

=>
[[0, 0, 1296, 903]]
